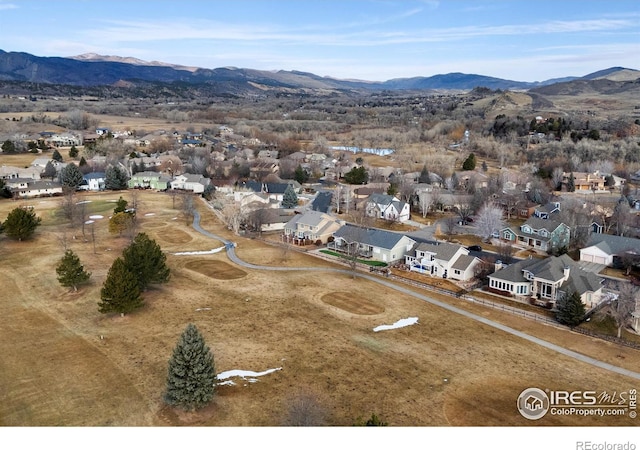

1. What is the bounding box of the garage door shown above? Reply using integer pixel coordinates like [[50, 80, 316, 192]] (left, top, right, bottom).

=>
[[593, 256, 607, 265]]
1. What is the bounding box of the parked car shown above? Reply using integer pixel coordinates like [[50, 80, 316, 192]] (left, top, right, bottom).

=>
[[467, 245, 482, 252]]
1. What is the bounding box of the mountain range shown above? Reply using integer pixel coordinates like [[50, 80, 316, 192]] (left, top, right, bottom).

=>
[[0, 49, 638, 95]]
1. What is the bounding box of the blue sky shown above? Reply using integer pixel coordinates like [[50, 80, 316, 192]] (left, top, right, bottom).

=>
[[0, 0, 638, 82]]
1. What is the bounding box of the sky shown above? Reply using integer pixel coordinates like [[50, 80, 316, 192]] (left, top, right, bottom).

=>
[[0, 0, 638, 82]]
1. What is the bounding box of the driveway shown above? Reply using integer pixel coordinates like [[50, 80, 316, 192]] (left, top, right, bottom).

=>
[[577, 261, 606, 274]]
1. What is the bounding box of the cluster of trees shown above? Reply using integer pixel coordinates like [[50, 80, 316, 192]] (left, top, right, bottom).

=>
[[98, 232, 170, 316]]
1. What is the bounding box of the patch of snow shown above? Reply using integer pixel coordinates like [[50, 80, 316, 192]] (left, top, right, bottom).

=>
[[217, 380, 235, 386], [171, 217, 178, 220], [174, 246, 226, 256], [144, 213, 155, 216], [373, 317, 419, 332], [195, 307, 211, 312], [76, 200, 92, 205], [89, 215, 103, 219], [216, 367, 282, 381]]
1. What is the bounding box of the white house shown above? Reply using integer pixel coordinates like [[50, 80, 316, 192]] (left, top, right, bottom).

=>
[[405, 241, 481, 282], [580, 234, 640, 266], [282, 210, 342, 245], [170, 174, 210, 194], [10, 180, 63, 198], [328, 224, 416, 264], [79, 172, 106, 191], [365, 193, 410, 223]]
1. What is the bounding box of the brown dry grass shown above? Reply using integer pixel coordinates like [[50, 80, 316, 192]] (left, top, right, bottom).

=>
[[1, 191, 639, 427]]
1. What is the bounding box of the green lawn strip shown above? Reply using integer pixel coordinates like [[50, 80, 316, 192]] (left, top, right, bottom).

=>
[[320, 249, 387, 267]]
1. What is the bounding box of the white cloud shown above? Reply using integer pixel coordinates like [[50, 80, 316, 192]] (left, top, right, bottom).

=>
[[0, 2, 18, 11]]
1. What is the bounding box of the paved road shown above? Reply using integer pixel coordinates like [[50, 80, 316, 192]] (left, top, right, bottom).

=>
[[191, 210, 640, 381]]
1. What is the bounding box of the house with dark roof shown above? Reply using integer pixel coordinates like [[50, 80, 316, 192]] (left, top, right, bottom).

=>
[[488, 254, 603, 308], [364, 193, 410, 223], [240, 180, 302, 203], [79, 172, 106, 191], [500, 217, 570, 252], [579, 234, 640, 267], [311, 191, 333, 213], [533, 201, 560, 219], [328, 224, 416, 264], [283, 210, 342, 245], [405, 241, 481, 281]]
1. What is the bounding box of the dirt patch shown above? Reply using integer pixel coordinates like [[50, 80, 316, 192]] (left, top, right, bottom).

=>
[[157, 228, 192, 245], [321, 292, 385, 315], [184, 260, 247, 280]]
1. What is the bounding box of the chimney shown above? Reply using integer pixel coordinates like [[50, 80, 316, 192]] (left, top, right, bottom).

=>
[[563, 266, 570, 282], [495, 260, 504, 272]]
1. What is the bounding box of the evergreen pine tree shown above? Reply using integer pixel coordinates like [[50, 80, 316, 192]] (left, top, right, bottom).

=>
[[567, 172, 576, 192], [114, 196, 128, 214], [3, 207, 42, 241], [294, 165, 309, 184], [60, 163, 83, 190], [555, 290, 585, 327], [419, 164, 430, 184], [68, 145, 79, 158], [164, 323, 216, 411], [42, 160, 57, 180], [52, 149, 63, 162], [281, 185, 298, 208], [122, 232, 170, 291], [105, 166, 129, 190], [56, 249, 91, 291], [462, 153, 476, 170], [98, 257, 143, 315], [79, 156, 88, 167]]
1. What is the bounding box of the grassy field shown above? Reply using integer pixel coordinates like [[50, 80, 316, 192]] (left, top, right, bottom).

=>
[[1, 190, 639, 427]]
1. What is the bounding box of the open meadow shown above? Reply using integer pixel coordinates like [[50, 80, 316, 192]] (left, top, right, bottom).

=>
[[0, 190, 639, 426]]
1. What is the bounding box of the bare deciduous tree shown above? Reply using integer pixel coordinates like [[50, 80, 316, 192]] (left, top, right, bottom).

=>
[[282, 389, 328, 426], [475, 201, 505, 241], [611, 283, 639, 338]]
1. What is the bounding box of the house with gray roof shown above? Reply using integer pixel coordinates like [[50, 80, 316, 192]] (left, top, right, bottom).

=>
[[283, 210, 342, 245], [405, 241, 481, 281], [500, 217, 570, 252], [170, 173, 210, 194], [488, 254, 603, 308], [328, 224, 416, 264], [579, 234, 640, 267], [364, 193, 410, 223]]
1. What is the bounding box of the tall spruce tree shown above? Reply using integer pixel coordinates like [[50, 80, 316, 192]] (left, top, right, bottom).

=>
[[105, 165, 129, 190], [98, 257, 143, 315], [60, 163, 83, 190], [122, 232, 170, 291], [462, 153, 476, 170], [418, 165, 430, 184], [56, 249, 91, 291], [281, 185, 298, 208], [3, 207, 42, 241], [52, 149, 63, 162], [164, 323, 216, 411], [555, 290, 585, 327]]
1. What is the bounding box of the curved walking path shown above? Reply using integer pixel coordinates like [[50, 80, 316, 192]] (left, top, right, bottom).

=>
[[191, 210, 640, 381]]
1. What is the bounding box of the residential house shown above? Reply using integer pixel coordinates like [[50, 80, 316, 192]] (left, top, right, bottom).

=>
[[562, 171, 606, 192], [579, 234, 640, 267], [405, 241, 481, 282], [311, 191, 333, 213], [488, 254, 603, 308], [247, 208, 293, 233], [533, 201, 560, 219], [30, 158, 65, 171], [79, 172, 106, 191], [328, 224, 416, 264], [48, 133, 81, 148], [170, 173, 210, 194], [0, 165, 41, 180], [128, 171, 171, 190], [364, 193, 410, 223], [500, 217, 571, 252], [9, 180, 63, 198], [240, 180, 302, 204], [282, 210, 342, 245]]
